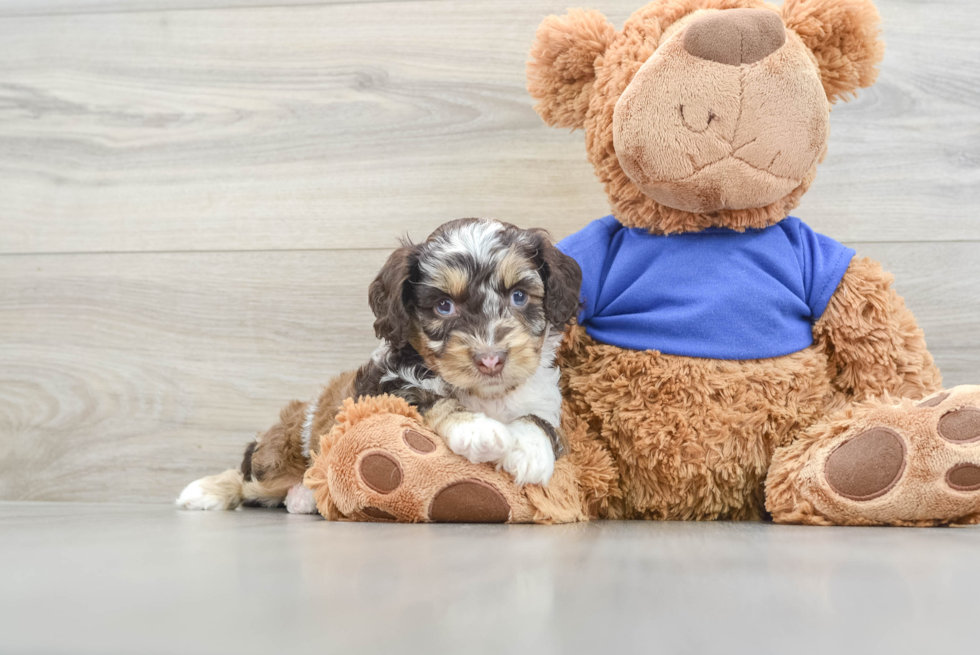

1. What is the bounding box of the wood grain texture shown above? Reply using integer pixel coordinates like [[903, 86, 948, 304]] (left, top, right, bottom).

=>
[[2, 243, 979, 503], [0, 1, 401, 18], [0, 0, 978, 255], [0, 250, 387, 502]]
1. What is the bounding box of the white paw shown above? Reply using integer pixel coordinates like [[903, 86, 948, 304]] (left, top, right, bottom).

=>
[[176, 478, 229, 511], [502, 421, 555, 486], [285, 483, 318, 515], [443, 415, 515, 464]]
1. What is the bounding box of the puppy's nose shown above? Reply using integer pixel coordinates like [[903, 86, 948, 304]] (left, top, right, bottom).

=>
[[474, 351, 506, 375], [683, 8, 785, 66]]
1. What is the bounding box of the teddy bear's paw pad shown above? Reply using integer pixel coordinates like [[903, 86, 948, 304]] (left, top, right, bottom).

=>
[[428, 479, 511, 523], [403, 429, 436, 453], [825, 428, 906, 501], [938, 409, 980, 443], [917, 391, 950, 408], [947, 464, 980, 492], [358, 452, 403, 494]]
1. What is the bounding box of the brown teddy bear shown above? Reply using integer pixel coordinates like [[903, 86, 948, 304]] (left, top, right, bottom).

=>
[[306, 0, 980, 526]]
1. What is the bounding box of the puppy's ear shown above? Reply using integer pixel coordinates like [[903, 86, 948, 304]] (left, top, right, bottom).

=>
[[783, 0, 885, 103], [532, 231, 582, 327], [527, 9, 617, 130], [368, 241, 418, 348]]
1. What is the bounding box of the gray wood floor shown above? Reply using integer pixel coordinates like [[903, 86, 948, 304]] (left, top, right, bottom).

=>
[[1, 0, 979, 503], [2, 501, 978, 655]]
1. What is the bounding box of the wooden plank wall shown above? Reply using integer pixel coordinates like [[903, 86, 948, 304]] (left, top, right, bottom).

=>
[[1, 0, 977, 503]]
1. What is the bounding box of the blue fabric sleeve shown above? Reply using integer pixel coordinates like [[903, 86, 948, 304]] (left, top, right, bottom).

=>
[[797, 220, 856, 321], [556, 215, 620, 324]]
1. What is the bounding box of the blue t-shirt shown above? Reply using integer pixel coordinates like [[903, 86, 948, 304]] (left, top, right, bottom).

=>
[[557, 215, 855, 360]]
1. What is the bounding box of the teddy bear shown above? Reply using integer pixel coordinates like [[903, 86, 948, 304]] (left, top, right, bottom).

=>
[[304, 0, 980, 527]]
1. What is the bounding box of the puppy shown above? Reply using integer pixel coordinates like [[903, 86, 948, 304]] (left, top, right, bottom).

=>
[[177, 218, 582, 513]]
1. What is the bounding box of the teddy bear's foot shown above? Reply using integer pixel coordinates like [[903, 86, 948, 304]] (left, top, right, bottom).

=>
[[767, 385, 980, 526], [303, 396, 546, 523]]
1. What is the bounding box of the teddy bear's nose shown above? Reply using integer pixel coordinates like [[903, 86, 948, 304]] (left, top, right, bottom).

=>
[[682, 8, 786, 66]]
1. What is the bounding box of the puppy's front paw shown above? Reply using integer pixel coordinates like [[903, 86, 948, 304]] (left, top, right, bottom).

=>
[[443, 415, 515, 464], [502, 421, 555, 486]]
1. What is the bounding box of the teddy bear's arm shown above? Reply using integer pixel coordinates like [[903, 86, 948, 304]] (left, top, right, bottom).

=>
[[812, 256, 942, 406]]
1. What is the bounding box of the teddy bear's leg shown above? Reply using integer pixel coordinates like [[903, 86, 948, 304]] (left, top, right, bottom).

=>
[[766, 385, 980, 526], [303, 396, 590, 524]]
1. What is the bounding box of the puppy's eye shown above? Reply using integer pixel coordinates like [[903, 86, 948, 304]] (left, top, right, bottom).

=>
[[435, 299, 456, 316], [511, 289, 528, 307]]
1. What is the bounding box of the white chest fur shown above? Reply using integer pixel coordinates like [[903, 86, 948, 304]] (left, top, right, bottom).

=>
[[457, 363, 563, 426], [456, 329, 564, 426]]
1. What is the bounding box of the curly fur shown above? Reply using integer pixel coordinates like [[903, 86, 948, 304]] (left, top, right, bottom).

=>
[[782, 0, 885, 103], [812, 257, 942, 409], [527, 9, 617, 130], [557, 323, 832, 520]]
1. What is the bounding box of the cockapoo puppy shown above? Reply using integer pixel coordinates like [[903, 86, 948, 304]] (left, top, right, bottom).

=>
[[177, 218, 582, 513]]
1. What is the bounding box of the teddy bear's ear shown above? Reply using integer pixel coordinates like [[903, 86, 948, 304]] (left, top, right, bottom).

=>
[[526, 9, 617, 130], [782, 0, 885, 104]]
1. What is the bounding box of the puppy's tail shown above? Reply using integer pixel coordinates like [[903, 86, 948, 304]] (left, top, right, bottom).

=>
[[176, 469, 244, 511]]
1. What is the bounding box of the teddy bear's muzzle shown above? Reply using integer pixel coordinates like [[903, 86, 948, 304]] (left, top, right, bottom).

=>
[[611, 9, 830, 215], [682, 8, 785, 67]]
